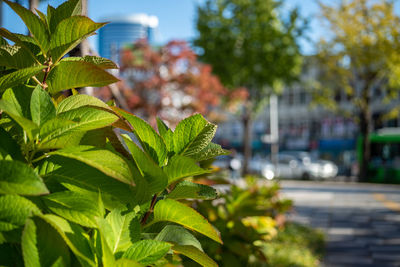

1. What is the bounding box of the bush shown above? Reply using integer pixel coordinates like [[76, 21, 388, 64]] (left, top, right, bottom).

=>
[[0, 0, 229, 266], [192, 177, 324, 267]]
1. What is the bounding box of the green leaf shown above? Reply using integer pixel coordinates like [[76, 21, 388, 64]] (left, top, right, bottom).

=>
[[4, 0, 50, 55], [43, 191, 103, 228], [43, 156, 135, 205], [21, 219, 40, 267], [115, 258, 144, 267], [190, 142, 230, 161], [156, 117, 169, 137], [168, 181, 217, 200], [48, 0, 82, 33], [48, 146, 134, 185], [0, 195, 41, 231], [156, 225, 203, 251], [57, 94, 111, 113], [0, 160, 49, 195], [122, 135, 168, 194], [0, 44, 37, 69], [0, 100, 38, 140], [2, 85, 34, 119], [40, 214, 96, 267], [0, 65, 45, 92], [104, 209, 140, 253], [49, 16, 106, 62], [173, 114, 217, 156], [22, 217, 71, 267], [95, 228, 116, 266], [0, 127, 24, 161], [38, 117, 84, 149], [118, 109, 168, 166], [122, 240, 171, 265], [173, 245, 218, 267], [151, 199, 222, 244], [62, 56, 118, 69], [39, 106, 119, 148], [0, 28, 39, 62], [163, 155, 210, 184], [30, 85, 56, 126], [47, 61, 119, 94]]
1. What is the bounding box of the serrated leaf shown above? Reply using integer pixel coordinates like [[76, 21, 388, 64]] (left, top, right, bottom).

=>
[[173, 245, 218, 267], [39, 106, 119, 148], [168, 181, 217, 200], [40, 214, 96, 266], [22, 217, 71, 267], [49, 16, 105, 62], [21, 219, 40, 267], [30, 85, 56, 126], [122, 240, 171, 265], [0, 195, 41, 231], [48, 0, 82, 33], [0, 127, 24, 161], [48, 145, 134, 185], [116, 109, 167, 166], [173, 114, 217, 156], [44, 156, 136, 206], [151, 199, 222, 244], [0, 100, 38, 140], [122, 135, 168, 194], [57, 94, 111, 113], [0, 44, 37, 69], [101, 209, 140, 253], [38, 117, 84, 149], [156, 117, 169, 137], [43, 191, 103, 228], [94, 227, 116, 266], [0, 65, 45, 92], [190, 142, 230, 161], [0, 28, 39, 62], [62, 56, 118, 69], [2, 85, 33, 118], [156, 225, 203, 251], [115, 258, 144, 267], [0, 160, 49, 195], [4, 0, 50, 55], [163, 155, 210, 184], [47, 61, 119, 94]]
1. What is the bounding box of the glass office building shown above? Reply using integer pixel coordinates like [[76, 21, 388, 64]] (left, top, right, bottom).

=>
[[98, 14, 158, 63]]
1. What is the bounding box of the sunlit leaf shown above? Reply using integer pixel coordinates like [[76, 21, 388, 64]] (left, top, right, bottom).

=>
[[151, 199, 222, 244], [0, 160, 49, 195], [122, 240, 171, 265]]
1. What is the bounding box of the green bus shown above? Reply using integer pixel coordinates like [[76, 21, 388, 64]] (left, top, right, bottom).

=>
[[358, 128, 400, 183]]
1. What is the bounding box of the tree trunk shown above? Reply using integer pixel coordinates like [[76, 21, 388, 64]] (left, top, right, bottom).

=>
[[29, 0, 39, 12], [241, 101, 252, 177], [359, 105, 371, 183]]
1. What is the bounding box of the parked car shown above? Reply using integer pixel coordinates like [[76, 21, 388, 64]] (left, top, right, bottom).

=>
[[279, 151, 338, 180], [255, 152, 338, 180]]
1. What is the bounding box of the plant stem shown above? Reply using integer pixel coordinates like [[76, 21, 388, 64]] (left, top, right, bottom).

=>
[[32, 76, 43, 87], [141, 194, 158, 226]]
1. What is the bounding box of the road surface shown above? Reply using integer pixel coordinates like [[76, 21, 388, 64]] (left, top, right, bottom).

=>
[[280, 180, 400, 267]]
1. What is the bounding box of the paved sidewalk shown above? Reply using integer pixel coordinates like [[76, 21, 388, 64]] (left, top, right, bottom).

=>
[[281, 181, 400, 267]]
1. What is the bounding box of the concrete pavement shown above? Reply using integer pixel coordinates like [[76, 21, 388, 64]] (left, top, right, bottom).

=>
[[280, 180, 400, 267]]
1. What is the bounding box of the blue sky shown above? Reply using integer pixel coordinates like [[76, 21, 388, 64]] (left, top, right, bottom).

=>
[[3, 0, 396, 55]]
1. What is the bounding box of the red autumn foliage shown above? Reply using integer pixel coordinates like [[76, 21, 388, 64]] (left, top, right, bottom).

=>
[[97, 40, 248, 126]]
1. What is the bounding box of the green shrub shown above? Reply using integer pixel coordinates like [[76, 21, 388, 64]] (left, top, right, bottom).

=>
[[192, 177, 324, 267], [0, 1, 229, 266]]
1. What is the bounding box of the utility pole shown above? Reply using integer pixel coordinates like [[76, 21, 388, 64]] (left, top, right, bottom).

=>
[[262, 94, 279, 167]]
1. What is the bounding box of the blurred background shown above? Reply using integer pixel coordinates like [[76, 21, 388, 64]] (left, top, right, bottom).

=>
[[3, 1, 400, 266]]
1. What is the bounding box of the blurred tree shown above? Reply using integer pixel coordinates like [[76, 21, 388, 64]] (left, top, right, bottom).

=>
[[314, 0, 400, 181], [194, 0, 305, 175], [110, 40, 240, 127]]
